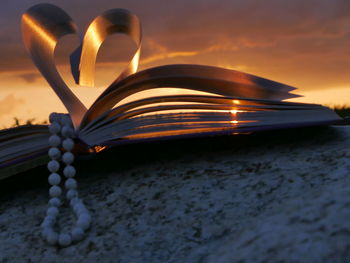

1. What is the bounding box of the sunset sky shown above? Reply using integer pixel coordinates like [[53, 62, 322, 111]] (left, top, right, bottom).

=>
[[1, 0, 350, 127]]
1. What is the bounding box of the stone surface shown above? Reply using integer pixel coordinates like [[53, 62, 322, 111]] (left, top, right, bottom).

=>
[[1, 126, 350, 263]]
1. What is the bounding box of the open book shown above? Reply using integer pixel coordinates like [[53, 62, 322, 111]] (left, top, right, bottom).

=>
[[0, 4, 346, 178]]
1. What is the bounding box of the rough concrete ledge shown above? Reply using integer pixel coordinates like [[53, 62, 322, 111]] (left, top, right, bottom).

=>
[[1, 126, 350, 263]]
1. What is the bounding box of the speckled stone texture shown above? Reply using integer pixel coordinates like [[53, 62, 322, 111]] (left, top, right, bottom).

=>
[[1, 126, 350, 263]]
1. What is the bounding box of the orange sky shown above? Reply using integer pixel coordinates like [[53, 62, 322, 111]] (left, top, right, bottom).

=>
[[1, 0, 350, 128]]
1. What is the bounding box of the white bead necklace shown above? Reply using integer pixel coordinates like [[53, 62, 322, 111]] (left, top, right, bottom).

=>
[[42, 113, 91, 247]]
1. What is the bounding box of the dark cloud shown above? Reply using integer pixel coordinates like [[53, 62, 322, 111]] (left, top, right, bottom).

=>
[[18, 72, 40, 83]]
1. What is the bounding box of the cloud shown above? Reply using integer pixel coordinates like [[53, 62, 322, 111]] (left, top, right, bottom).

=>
[[0, 94, 25, 118], [18, 72, 40, 83], [1, 0, 350, 92]]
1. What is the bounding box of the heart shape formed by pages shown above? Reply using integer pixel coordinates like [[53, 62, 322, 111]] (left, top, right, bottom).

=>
[[22, 3, 141, 128], [22, 3, 301, 131]]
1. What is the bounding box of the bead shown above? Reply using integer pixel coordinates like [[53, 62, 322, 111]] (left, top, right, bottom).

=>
[[58, 233, 72, 247], [70, 197, 79, 204], [62, 152, 74, 164], [69, 197, 79, 207], [41, 214, 56, 227], [49, 186, 62, 197], [62, 126, 74, 138], [63, 165, 76, 178], [62, 138, 74, 151], [65, 178, 77, 189], [73, 203, 84, 214], [48, 147, 61, 160], [73, 202, 84, 212], [66, 189, 78, 200], [49, 113, 59, 123], [75, 206, 88, 217], [79, 213, 91, 223], [47, 207, 59, 217], [48, 160, 60, 173], [48, 173, 61, 185], [49, 122, 61, 134], [41, 218, 54, 228], [61, 115, 72, 126], [46, 231, 58, 245], [41, 227, 51, 239], [77, 216, 91, 230], [49, 197, 61, 207], [49, 135, 61, 147], [71, 227, 84, 242]]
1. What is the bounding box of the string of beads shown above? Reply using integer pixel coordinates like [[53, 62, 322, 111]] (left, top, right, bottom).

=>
[[41, 113, 91, 247]]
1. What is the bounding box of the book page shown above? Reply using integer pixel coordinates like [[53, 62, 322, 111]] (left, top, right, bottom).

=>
[[79, 104, 341, 147], [80, 95, 322, 136], [0, 126, 50, 175], [80, 64, 302, 128]]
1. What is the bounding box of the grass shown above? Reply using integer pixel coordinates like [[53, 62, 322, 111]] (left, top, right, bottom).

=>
[[2, 117, 48, 129], [333, 106, 350, 118]]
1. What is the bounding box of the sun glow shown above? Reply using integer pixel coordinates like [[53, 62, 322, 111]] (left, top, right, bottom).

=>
[[93, 145, 107, 152], [230, 109, 238, 115], [230, 108, 239, 125]]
